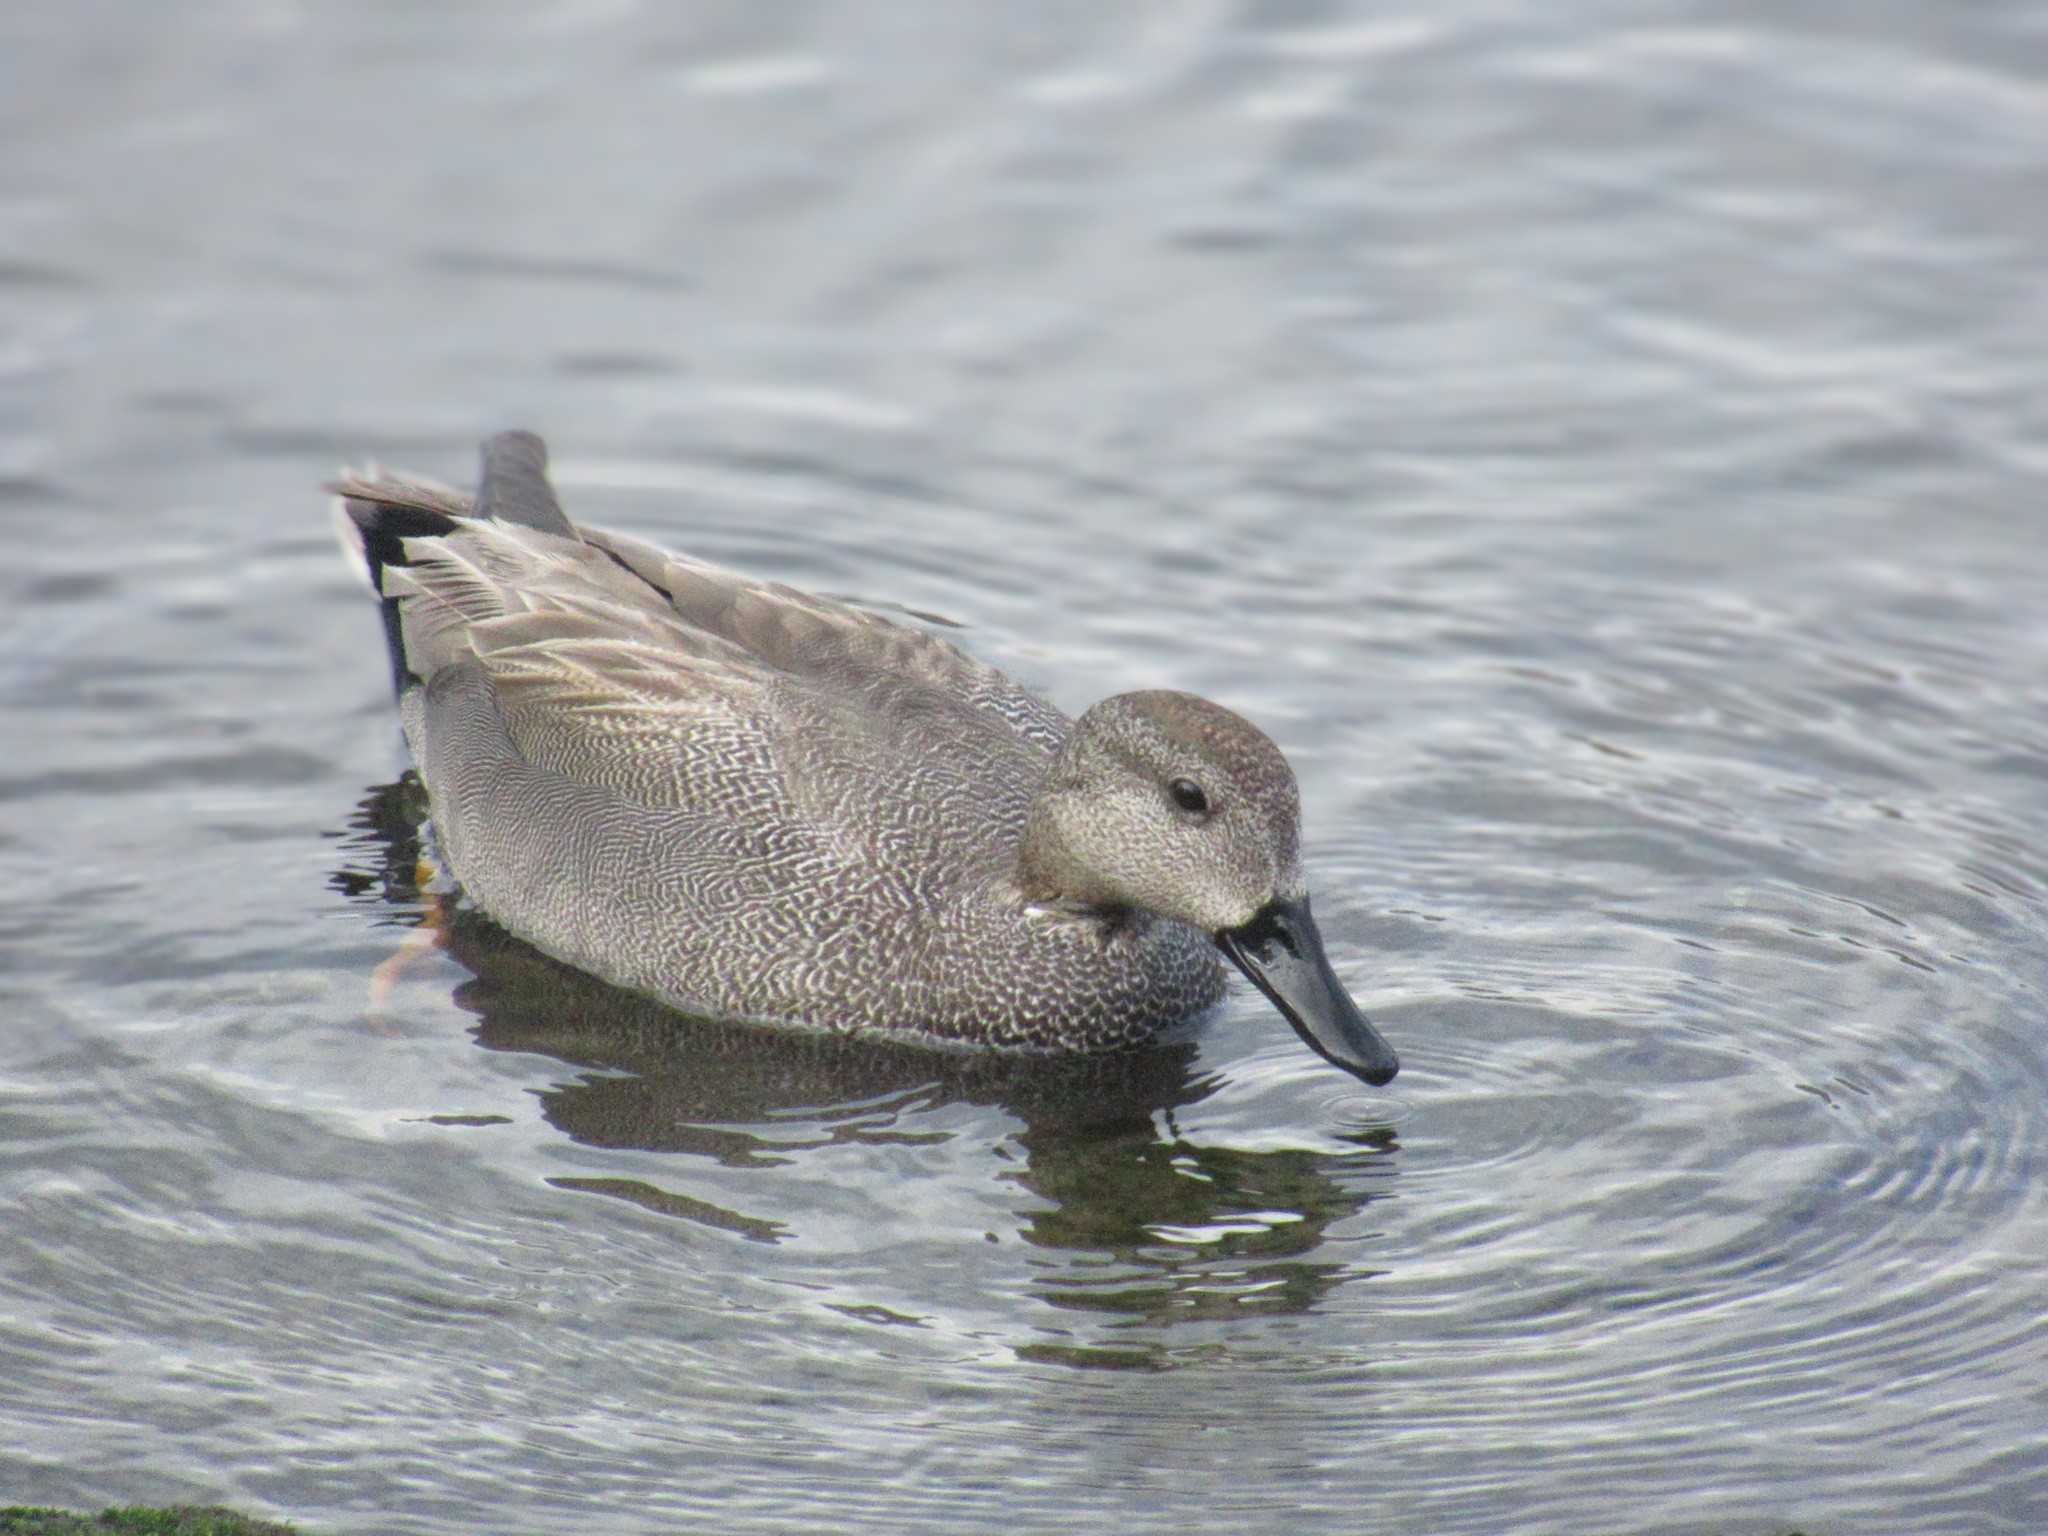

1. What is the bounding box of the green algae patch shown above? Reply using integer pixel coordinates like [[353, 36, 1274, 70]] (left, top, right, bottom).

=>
[[0, 1509, 297, 1536]]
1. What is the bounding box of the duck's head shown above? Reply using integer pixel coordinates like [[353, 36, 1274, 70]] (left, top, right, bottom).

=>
[[1019, 689, 1399, 1085]]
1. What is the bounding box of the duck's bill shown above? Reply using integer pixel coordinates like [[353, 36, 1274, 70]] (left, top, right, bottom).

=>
[[1216, 896, 1400, 1086]]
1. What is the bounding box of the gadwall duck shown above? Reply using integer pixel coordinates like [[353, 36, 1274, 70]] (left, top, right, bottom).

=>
[[333, 432, 1398, 1085]]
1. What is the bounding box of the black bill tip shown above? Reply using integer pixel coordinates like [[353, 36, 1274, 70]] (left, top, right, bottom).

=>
[[1216, 896, 1399, 1087]]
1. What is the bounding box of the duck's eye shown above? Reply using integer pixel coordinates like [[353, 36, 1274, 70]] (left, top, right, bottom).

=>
[[1168, 777, 1210, 816]]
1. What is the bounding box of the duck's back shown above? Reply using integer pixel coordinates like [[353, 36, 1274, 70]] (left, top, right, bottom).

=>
[[335, 435, 1224, 1049]]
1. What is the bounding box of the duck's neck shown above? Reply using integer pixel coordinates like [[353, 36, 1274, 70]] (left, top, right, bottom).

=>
[[1014, 794, 1067, 905]]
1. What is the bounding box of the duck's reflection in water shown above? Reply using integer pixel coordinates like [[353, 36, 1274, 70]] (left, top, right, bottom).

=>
[[334, 778, 1398, 1353]]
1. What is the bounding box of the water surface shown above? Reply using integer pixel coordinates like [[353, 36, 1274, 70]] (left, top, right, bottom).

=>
[[3, 3, 2046, 1533]]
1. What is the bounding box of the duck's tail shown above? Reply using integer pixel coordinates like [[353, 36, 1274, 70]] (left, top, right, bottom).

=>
[[330, 430, 575, 693]]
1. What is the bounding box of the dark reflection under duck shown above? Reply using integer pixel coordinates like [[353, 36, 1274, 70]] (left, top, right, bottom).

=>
[[332, 778, 1401, 1351]]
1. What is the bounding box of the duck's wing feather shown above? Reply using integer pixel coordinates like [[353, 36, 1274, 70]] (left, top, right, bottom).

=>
[[575, 522, 1067, 753], [333, 437, 1067, 819]]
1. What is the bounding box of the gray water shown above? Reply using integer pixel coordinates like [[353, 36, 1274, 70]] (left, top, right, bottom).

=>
[[4, 3, 2046, 1533]]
